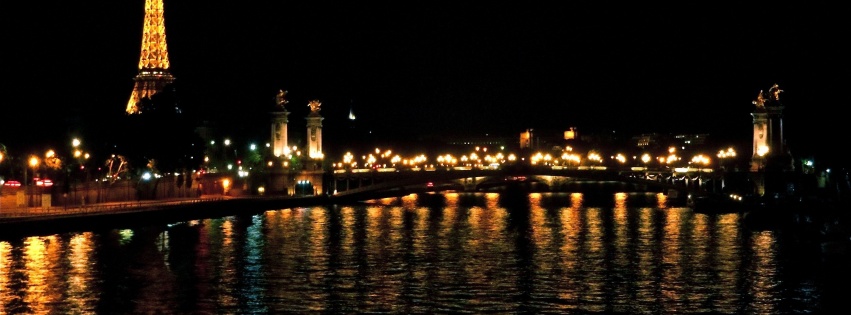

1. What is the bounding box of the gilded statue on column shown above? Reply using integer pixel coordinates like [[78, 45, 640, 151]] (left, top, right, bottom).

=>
[[308, 100, 321, 113], [753, 83, 782, 108], [275, 89, 289, 108]]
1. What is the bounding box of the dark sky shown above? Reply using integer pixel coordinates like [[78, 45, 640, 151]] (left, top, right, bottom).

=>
[[2, 2, 848, 165]]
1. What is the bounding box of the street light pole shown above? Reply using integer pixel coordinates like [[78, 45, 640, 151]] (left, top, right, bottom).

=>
[[28, 155, 40, 208]]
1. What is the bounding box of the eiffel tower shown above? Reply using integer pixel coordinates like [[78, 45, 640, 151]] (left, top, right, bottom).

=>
[[126, 0, 175, 114]]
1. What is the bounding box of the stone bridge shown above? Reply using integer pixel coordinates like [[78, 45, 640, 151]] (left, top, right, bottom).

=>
[[328, 166, 719, 202]]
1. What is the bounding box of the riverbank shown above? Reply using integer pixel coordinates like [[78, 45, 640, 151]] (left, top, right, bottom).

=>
[[0, 194, 337, 240]]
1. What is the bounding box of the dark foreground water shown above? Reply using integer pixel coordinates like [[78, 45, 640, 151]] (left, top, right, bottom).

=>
[[1, 192, 848, 314]]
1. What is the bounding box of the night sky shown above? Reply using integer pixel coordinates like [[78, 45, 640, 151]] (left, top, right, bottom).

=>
[[3, 2, 847, 166]]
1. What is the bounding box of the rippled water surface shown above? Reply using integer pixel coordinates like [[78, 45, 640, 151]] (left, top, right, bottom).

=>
[[1, 192, 847, 314]]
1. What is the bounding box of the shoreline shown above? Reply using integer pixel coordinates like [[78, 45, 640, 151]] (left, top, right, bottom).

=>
[[0, 195, 340, 240]]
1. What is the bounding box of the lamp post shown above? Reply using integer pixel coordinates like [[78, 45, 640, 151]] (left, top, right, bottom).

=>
[[28, 155, 39, 207], [717, 147, 737, 192], [72, 138, 82, 205]]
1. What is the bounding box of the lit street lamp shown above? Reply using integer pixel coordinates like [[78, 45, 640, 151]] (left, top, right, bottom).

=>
[[27, 155, 39, 207]]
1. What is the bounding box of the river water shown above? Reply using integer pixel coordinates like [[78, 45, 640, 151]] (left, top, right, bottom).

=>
[[0, 192, 847, 314]]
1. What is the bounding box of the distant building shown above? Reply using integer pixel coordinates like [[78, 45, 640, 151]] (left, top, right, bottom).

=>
[[633, 133, 708, 149]]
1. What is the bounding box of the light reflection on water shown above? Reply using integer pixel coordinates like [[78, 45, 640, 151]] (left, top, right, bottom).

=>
[[0, 192, 845, 314]]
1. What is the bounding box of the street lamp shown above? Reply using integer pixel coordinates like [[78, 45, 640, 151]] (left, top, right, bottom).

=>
[[27, 155, 39, 207], [691, 154, 711, 191]]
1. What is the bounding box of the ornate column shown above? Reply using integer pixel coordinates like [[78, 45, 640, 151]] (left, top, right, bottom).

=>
[[271, 90, 290, 157]]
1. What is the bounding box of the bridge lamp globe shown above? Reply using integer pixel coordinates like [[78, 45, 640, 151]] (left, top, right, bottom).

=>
[[29, 156, 39, 168]]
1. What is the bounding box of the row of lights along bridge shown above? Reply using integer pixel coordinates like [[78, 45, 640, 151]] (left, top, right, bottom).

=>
[[1, 135, 754, 189]]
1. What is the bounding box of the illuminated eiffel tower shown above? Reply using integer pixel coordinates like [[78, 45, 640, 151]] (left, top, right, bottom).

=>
[[126, 0, 175, 114]]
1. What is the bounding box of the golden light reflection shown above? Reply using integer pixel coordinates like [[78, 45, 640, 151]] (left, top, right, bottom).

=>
[[222, 219, 233, 245], [340, 207, 357, 268], [749, 231, 779, 315], [468, 206, 484, 236], [569, 193, 583, 209], [401, 193, 418, 209], [217, 217, 238, 310], [309, 207, 328, 271], [367, 206, 383, 245], [374, 197, 397, 206], [614, 192, 628, 210], [582, 207, 606, 313], [441, 205, 458, 237], [558, 203, 581, 302], [613, 194, 628, 259], [444, 192, 459, 208], [23, 236, 61, 314], [0, 241, 11, 311], [463, 193, 510, 307], [656, 192, 668, 208], [714, 214, 744, 312], [661, 210, 684, 309], [485, 192, 500, 209], [366, 205, 405, 307], [68, 233, 95, 313], [635, 208, 656, 304], [689, 213, 711, 310], [528, 193, 544, 248]]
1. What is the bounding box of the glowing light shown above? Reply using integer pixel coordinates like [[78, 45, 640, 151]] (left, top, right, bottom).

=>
[[717, 147, 736, 159], [126, 0, 174, 114]]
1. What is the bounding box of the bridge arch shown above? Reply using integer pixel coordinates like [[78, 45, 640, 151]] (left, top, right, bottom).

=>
[[329, 167, 707, 202]]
